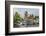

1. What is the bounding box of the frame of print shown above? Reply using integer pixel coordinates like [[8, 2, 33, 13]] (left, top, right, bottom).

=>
[[5, 1, 45, 35]]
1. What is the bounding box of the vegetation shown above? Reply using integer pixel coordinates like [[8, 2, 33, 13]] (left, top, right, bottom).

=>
[[14, 12, 22, 24]]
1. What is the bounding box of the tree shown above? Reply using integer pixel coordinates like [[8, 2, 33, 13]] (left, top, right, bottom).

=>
[[14, 12, 22, 24], [24, 11, 28, 19], [35, 16, 39, 20]]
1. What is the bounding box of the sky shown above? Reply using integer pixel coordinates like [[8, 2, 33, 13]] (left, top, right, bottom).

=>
[[13, 8, 39, 18]]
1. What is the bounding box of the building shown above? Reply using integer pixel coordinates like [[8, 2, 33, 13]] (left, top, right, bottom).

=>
[[24, 12, 35, 26]]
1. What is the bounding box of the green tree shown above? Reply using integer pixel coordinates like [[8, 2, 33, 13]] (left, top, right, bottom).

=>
[[35, 16, 39, 20], [14, 12, 22, 24]]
